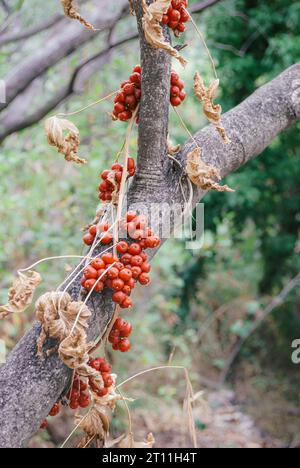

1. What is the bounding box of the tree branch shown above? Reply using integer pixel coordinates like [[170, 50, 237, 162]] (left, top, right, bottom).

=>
[[0, 0, 128, 111], [0, 13, 64, 46]]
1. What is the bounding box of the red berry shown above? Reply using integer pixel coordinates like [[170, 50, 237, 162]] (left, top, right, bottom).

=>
[[40, 419, 48, 429], [180, 8, 190, 22], [126, 278, 136, 290], [107, 267, 119, 279], [172, 0, 182, 8], [114, 102, 125, 115], [128, 243, 142, 255], [84, 279, 96, 290], [83, 233, 94, 246], [178, 79, 185, 90], [118, 339, 131, 352], [102, 373, 114, 388], [171, 72, 180, 86], [162, 14, 169, 24], [141, 262, 151, 273], [122, 285, 132, 295], [123, 83, 135, 95], [69, 399, 79, 410], [168, 20, 179, 30], [139, 273, 151, 285], [112, 291, 127, 304], [89, 225, 97, 236], [91, 258, 105, 270], [84, 266, 98, 280], [131, 229, 144, 241], [49, 402, 60, 417], [120, 297, 133, 309], [126, 211, 137, 222], [170, 9, 181, 22], [171, 85, 180, 97], [112, 278, 125, 291], [115, 91, 126, 103], [100, 232, 113, 245], [119, 322, 133, 337], [134, 88, 142, 100], [117, 241, 129, 254], [121, 253, 132, 265], [94, 281, 105, 293], [79, 394, 90, 408], [99, 222, 109, 232], [102, 253, 115, 264], [119, 268, 133, 282], [101, 170, 110, 180], [119, 110, 132, 121], [140, 252, 148, 262], [131, 255, 143, 267], [177, 22, 186, 33], [97, 387, 109, 397], [133, 65, 142, 73], [179, 90, 186, 101], [100, 362, 111, 373], [131, 266, 142, 279], [171, 96, 182, 107], [111, 163, 123, 172]]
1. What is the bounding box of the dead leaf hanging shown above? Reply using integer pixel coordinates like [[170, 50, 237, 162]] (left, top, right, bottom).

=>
[[61, 0, 96, 31], [142, 0, 187, 67], [0, 271, 42, 319], [194, 72, 229, 144], [45, 116, 86, 165], [186, 147, 234, 192]]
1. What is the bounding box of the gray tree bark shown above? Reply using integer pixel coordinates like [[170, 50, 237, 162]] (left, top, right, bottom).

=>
[[0, 0, 299, 448]]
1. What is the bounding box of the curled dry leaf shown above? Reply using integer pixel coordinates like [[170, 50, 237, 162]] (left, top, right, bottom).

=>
[[194, 72, 229, 144], [142, 0, 187, 67], [61, 0, 96, 31], [167, 137, 181, 155], [45, 116, 86, 165], [119, 432, 155, 448], [186, 148, 234, 193], [0, 271, 41, 319]]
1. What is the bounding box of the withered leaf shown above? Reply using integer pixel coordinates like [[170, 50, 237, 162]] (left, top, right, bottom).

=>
[[142, 0, 187, 67], [186, 147, 234, 193], [61, 0, 96, 31], [45, 116, 86, 165], [194, 72, 229, 144], [0, 271, 42, 319]]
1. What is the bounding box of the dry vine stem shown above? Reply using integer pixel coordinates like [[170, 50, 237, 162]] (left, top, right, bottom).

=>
[[194, 71, 229, 144], [186, 147, 234, 192], [45, 116, 86, 165], [0, 271, 41, 319], [61, 0, 96, 31], [142, 0, 187, 66]]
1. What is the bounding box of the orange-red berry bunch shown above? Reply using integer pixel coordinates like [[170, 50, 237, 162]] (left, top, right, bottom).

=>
[[88, 357, 113, 398], [170, 70, 186, 107], [81, 212, 160, 309], [109, 317, 132, 352], [99, 158, 136, 202], [113, 65, 142, 122], [113, 65, 186, 122], [162, 0, 190, 35], [82, 221, 113, 247]]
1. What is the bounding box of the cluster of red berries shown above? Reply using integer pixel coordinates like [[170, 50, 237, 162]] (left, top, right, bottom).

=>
[[113, 65, 142, 122], [108, 317, 132, 352], [83, 221, 113, 247], [40, 358, 114, 429], [81, 212, 160, 309], [88, 356, 113, 398], [162, 0, 190, 35], [40, 374, 91, 429], [113, 65, 186, 122], [98, 158, 136, 202], [170, 70, 186, 107]]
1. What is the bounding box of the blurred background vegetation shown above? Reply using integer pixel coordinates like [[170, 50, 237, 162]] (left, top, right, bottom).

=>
[[0, 0, 299, 448]]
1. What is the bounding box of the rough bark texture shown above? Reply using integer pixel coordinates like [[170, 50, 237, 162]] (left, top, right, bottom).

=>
[[0, 0, 299, 448]]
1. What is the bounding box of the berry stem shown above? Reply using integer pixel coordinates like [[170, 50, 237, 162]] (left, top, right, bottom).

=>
[[57, 90, 119, 118]]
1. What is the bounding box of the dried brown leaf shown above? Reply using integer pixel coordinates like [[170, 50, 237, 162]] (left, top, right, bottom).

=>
[[167, 137, 181, 155], [186, 148, 234, 193], [45, 116, 86, 165], [128, 0, 135, 15], [142, 0, 187, 67], [194, 72, 229, 144], [0, 271, 41, 319], [61, 0, 96, 31]]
